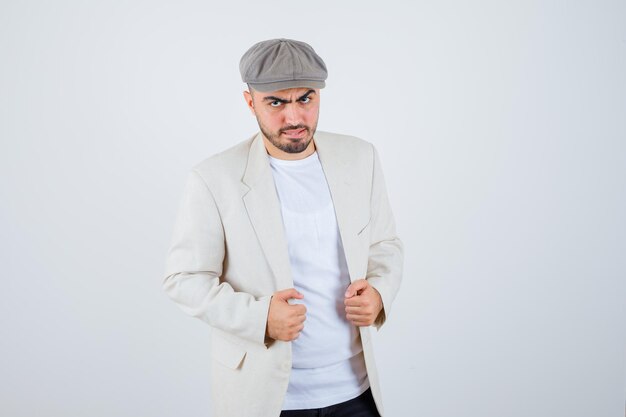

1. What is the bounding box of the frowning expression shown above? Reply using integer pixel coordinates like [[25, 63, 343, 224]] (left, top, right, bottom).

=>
[[244, 87, 320, 155]]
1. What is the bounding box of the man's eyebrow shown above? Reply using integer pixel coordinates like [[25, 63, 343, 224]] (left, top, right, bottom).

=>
[[297, 90, 315, 101], [262, 95, 289, 103], [262, 90, 316, 103]]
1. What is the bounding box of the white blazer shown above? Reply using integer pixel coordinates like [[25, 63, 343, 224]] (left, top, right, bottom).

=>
[[163, 130, 403, 417]]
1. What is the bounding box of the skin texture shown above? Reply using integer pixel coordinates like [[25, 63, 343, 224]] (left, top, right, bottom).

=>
[[344, 279, 383, 327], [266, 288, 307, 341], [243, 87, 319, 161], [243, 87, 383, 340]]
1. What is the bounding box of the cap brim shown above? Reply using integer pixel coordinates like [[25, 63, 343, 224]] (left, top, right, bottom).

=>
[[248, 79, 325, 92]]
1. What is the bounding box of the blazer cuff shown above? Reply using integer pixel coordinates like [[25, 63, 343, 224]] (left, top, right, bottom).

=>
[[251, 295, 273, 347]]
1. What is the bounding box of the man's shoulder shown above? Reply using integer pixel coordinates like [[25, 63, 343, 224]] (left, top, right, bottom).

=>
[[314, 130, 376, 162], [190, 133, 256, 179], [315, 130, 373, 150]]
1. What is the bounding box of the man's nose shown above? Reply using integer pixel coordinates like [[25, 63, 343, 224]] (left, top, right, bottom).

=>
[[283, 103, 302, 126]]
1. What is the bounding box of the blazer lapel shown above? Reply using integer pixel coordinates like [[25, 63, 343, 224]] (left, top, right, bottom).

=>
[[241, 133, 293, 290], [315, 132, 362, 283]]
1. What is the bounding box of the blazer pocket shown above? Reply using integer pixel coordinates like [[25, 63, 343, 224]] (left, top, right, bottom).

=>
[[211, 333, 247, 370]]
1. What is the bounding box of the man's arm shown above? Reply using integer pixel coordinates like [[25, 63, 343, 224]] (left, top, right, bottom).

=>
[[162, 170, 271, 347], [365, 144, 404, 329]]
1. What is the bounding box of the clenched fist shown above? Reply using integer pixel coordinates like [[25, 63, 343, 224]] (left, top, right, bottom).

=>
[[266, 288, 307, 341], [344, 279, 383, 326]]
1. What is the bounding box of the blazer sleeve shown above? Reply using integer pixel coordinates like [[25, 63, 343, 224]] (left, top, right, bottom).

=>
[[365, 145, 404, 329], [162, 169, 272, 347]]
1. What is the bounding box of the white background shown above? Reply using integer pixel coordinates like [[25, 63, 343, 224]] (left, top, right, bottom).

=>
[[1, 1, 624, 416]]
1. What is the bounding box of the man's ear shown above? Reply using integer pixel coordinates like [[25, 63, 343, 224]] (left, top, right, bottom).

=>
[[243, 90, 255, 115]]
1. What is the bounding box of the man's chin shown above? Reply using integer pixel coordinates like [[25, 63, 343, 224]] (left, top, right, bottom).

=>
[[260, 125, 316, 154], [282, 143, 310, 153], [283, 139, 311, 153]]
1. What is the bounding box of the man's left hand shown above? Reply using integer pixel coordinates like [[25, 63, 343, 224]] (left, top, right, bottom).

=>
[[344, 279, 383, 326]]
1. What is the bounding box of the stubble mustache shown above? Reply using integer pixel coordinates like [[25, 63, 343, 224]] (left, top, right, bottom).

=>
[[279, 124, 309, 134]]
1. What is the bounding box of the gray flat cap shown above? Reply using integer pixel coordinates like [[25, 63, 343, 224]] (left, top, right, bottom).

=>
[[240, 38, 327, 92]]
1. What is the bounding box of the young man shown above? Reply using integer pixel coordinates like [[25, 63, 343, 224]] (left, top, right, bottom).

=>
[[163, 38, 403, 417]]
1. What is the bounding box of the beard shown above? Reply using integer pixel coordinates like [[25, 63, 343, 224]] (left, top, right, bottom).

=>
[[257, 118, 317, 154]]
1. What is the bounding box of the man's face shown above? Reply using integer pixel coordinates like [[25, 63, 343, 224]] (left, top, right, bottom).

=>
[[244, 87, 320, 154]]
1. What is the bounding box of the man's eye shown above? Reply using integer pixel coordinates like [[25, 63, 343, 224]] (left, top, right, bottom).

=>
[[299, 97, 311, 104], [270, 101, 282, 107]]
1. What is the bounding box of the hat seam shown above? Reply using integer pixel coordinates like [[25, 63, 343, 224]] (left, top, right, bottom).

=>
[[288, 42, 297, 80], [250, 78, 324, 85], [240, 43, 260, 80], [294, 45, 305, 79], [248, 79, 324, 92], [240, 38, 326, 87], [243, 39, 282, 81]]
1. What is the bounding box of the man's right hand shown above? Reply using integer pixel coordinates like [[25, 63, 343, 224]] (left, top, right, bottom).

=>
[[266, 288, 306, 342]]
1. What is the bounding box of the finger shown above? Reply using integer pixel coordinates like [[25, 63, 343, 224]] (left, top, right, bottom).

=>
[[276, 288, 304, 301], [290, 314, 306, 324], [344, 297, 365, 307], [346, 312, 366, 320], [345, 306, 369, 315], [292, 304, 307, 315], [294, 312, 307, 323], [349, 317, 370, 326], [344, 279, 369, 298], [290, 324, 304, 340]]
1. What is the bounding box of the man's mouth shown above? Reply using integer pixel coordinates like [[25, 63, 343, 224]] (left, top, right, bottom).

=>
[[281, 128, 307, 138]]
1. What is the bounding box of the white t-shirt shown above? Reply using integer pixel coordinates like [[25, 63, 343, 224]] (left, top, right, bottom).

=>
[[268, 151, 369, 410]]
